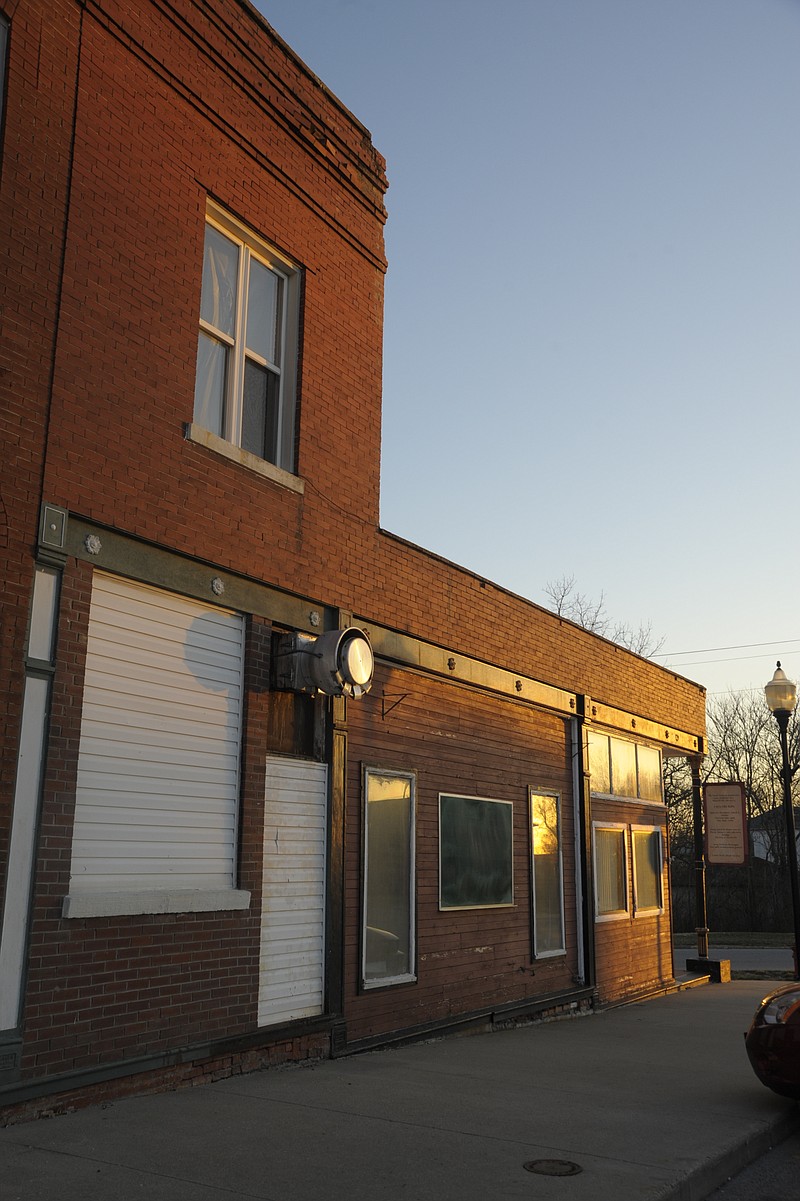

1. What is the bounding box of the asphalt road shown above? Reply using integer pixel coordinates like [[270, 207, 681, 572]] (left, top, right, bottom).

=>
[[675, 943, 795, 974]]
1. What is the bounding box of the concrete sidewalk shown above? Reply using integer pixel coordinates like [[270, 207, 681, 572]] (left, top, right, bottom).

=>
[[1, 980, 798, 1201]]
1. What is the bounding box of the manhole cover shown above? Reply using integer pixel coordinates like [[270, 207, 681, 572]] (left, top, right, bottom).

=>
[[523, 1159, 583, 1177]]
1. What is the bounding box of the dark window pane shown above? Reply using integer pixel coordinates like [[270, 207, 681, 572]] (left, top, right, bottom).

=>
[[439, 796, 513, 909], [241, 359, 279, 463], [246, 258, 281, 366]]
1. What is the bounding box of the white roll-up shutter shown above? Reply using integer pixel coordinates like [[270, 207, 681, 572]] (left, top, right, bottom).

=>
[[259, 756, 327, 1026], [69, 573, 244, 895]]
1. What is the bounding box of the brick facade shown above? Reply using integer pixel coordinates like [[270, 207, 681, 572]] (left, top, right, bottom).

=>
[[0, 0, 705, 1118]]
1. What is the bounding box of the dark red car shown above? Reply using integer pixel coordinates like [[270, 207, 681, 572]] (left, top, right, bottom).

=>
[[745, 983, 800, 1099]]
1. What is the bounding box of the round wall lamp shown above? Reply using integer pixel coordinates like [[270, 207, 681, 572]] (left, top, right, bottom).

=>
[[275, 627, 375, 699]]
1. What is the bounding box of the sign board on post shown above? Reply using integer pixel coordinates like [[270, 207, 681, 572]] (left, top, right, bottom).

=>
[[703, 782, 748, 866]]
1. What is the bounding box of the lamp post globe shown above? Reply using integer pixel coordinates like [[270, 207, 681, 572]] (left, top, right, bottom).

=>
[[765, 662, 798, 717], [764, 662, 800, 980]]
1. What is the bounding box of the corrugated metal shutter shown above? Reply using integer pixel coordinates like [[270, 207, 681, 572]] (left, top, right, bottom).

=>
[[69, 573, 244, 894], [259, 756, 327, 1026]]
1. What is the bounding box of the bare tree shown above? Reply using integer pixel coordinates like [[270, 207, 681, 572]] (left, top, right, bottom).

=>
[[543, 573, 665, 658], [544, 574, 605, 630], [666, 692, 797, 845], [665, 690, 800, 931], [662, 753, 694, 848]]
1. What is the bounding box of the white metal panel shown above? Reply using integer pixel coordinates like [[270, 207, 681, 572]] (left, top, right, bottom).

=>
[[0, 564, 61, 1029], [0, 675, 51, 1029], [259, 756, 327, 1026], [69, 573, 244, 894]]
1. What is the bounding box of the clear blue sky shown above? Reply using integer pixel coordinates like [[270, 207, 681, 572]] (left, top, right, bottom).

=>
[[255, 0, 800, 701]]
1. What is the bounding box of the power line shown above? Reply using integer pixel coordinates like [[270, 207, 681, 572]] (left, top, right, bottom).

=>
[[662, 650, 797, 669], [706, 685, 765, 697], [655, 636, 800, 659]]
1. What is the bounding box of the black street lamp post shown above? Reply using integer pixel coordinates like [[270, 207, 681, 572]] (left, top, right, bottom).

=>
[[764, 662, 800, 981]]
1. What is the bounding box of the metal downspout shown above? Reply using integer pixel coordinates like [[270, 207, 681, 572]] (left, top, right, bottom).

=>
[[572, 702, 596, 990]]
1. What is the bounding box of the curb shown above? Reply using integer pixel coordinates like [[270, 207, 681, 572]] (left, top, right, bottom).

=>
[[660, 1107, 800, 1201]]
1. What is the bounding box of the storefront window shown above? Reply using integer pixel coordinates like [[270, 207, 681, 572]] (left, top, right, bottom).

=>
[[530, 790, 565, 956], [362, 769, 416, 988]]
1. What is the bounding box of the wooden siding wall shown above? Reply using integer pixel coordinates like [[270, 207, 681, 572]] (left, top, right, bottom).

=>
[[591, 796, 673, 1005], [343, 663, 578, 1044]]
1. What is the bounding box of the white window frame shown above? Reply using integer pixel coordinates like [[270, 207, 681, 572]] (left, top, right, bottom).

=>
[[530, 789, 566, 958], [191, 201, 300, 476], [592, 822, 629, 921], [631, 825, 664, 915], [361, 767, 417, 990]]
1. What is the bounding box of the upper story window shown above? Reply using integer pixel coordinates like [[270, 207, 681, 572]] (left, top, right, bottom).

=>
[[193, 203, 300, 474], [587, 732, 663, 803]]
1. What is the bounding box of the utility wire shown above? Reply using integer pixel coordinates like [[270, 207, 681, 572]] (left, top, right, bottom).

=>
[[661, 650, 797, 669], [655, 636, 800, 659]]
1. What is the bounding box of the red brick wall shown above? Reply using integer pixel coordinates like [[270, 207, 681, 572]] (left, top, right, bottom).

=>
[[0, 0, 83, 844], [4, 0, 703, 742], [40, 0, 387, 551]]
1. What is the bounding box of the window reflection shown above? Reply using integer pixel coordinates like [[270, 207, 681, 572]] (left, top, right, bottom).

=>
[[531, 791, 565, 955]]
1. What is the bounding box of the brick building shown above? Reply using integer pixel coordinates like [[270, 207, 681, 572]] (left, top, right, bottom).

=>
[[0, 0, 706, 1117]]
